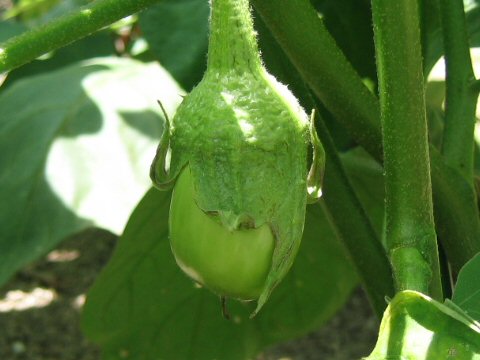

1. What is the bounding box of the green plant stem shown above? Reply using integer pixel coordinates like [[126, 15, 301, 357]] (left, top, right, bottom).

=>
[[0, 0, 162, 73], [371, 0, 442, 298], [208, 0, 261, 71], [315, 110, 394, 317], [439, 0, 478, 183], [253, 0, 480, 273]]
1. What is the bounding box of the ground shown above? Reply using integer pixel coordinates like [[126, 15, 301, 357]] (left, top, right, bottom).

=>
[[0, 229, 378, 360]]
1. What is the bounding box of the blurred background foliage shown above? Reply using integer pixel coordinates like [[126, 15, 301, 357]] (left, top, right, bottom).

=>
[[0, 0, 480, 359]]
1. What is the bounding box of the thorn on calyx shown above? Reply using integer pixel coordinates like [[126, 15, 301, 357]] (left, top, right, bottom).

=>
[[156, 99, 170, 123]]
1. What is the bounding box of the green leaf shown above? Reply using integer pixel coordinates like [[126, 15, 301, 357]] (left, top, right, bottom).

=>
[[313, 0, 377, 83], [0, 21, 27, 43], [36, 0, 89, 24], [419, 0, 442, 76], [365, 291, 480, 360], [467, 6, 480, 46], [341, 148, 385, 238], [3, 0, 61, 22], [257, 203, 357, 343], [0, 57, 184, 287], [82, 189, 357, 359], [139, 0, 209, 91], [453, 253, 480, 321], [82, 189, 262, 360]]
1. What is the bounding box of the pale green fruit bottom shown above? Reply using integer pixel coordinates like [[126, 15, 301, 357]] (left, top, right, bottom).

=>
[[169, 166, 275, 300]]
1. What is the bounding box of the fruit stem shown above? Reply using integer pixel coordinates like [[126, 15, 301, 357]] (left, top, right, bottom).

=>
[[207, 0, 262, 72]]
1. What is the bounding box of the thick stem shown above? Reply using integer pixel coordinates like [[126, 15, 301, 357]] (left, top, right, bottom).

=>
[[207, 0, 261, 72], [439, 0, 478, 183], [371, 0, 442, 298], [0, 0, 161, 73], [253, 0, 480, 272]]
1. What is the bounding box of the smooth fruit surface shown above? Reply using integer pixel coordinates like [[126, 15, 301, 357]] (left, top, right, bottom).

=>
[[169, 166, 275, 300]]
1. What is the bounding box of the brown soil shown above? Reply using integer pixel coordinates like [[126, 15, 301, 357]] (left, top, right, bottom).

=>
[[0, 229, 378, 360]]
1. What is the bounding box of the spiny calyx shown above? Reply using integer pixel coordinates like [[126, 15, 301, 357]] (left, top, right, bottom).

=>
[[151, 0, 324, 315]]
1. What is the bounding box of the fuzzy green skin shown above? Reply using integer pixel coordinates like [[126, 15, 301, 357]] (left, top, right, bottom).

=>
[[170, 70, 309, 226], [170, 166, 275, 300], [150, 0, 317, 315], [167, 69, 310, 314]]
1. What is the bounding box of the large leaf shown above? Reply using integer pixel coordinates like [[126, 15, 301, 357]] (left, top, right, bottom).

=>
[[419, 0, 442, 76], [82, 188, 357, 360], [0, 57, 184, 287], [312, 0, 377, 83], [365, 291, 480, 359], [453, 252, 480, 321], [139, 0, 209, 91], [0, 21, 27, 43], [341, 148, 385, 238]]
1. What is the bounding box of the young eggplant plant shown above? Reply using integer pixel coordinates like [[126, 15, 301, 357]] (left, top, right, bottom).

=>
[[150, 0, 324, 315]]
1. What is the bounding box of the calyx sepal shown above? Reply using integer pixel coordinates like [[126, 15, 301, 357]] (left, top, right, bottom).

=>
[[150, 0, 325, 315]]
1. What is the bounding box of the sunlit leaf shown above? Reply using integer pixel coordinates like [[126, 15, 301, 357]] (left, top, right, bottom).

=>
[[365, 291, 480, 360], [0, 57, 184, 286]]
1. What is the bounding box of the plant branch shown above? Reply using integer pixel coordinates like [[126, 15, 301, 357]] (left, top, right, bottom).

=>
[[0, 0, 162, 73], [371, 0, 442, 298], [253, 0, 480, 273], [439, 0, 478, 183], [315, 109, 394, 317]]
